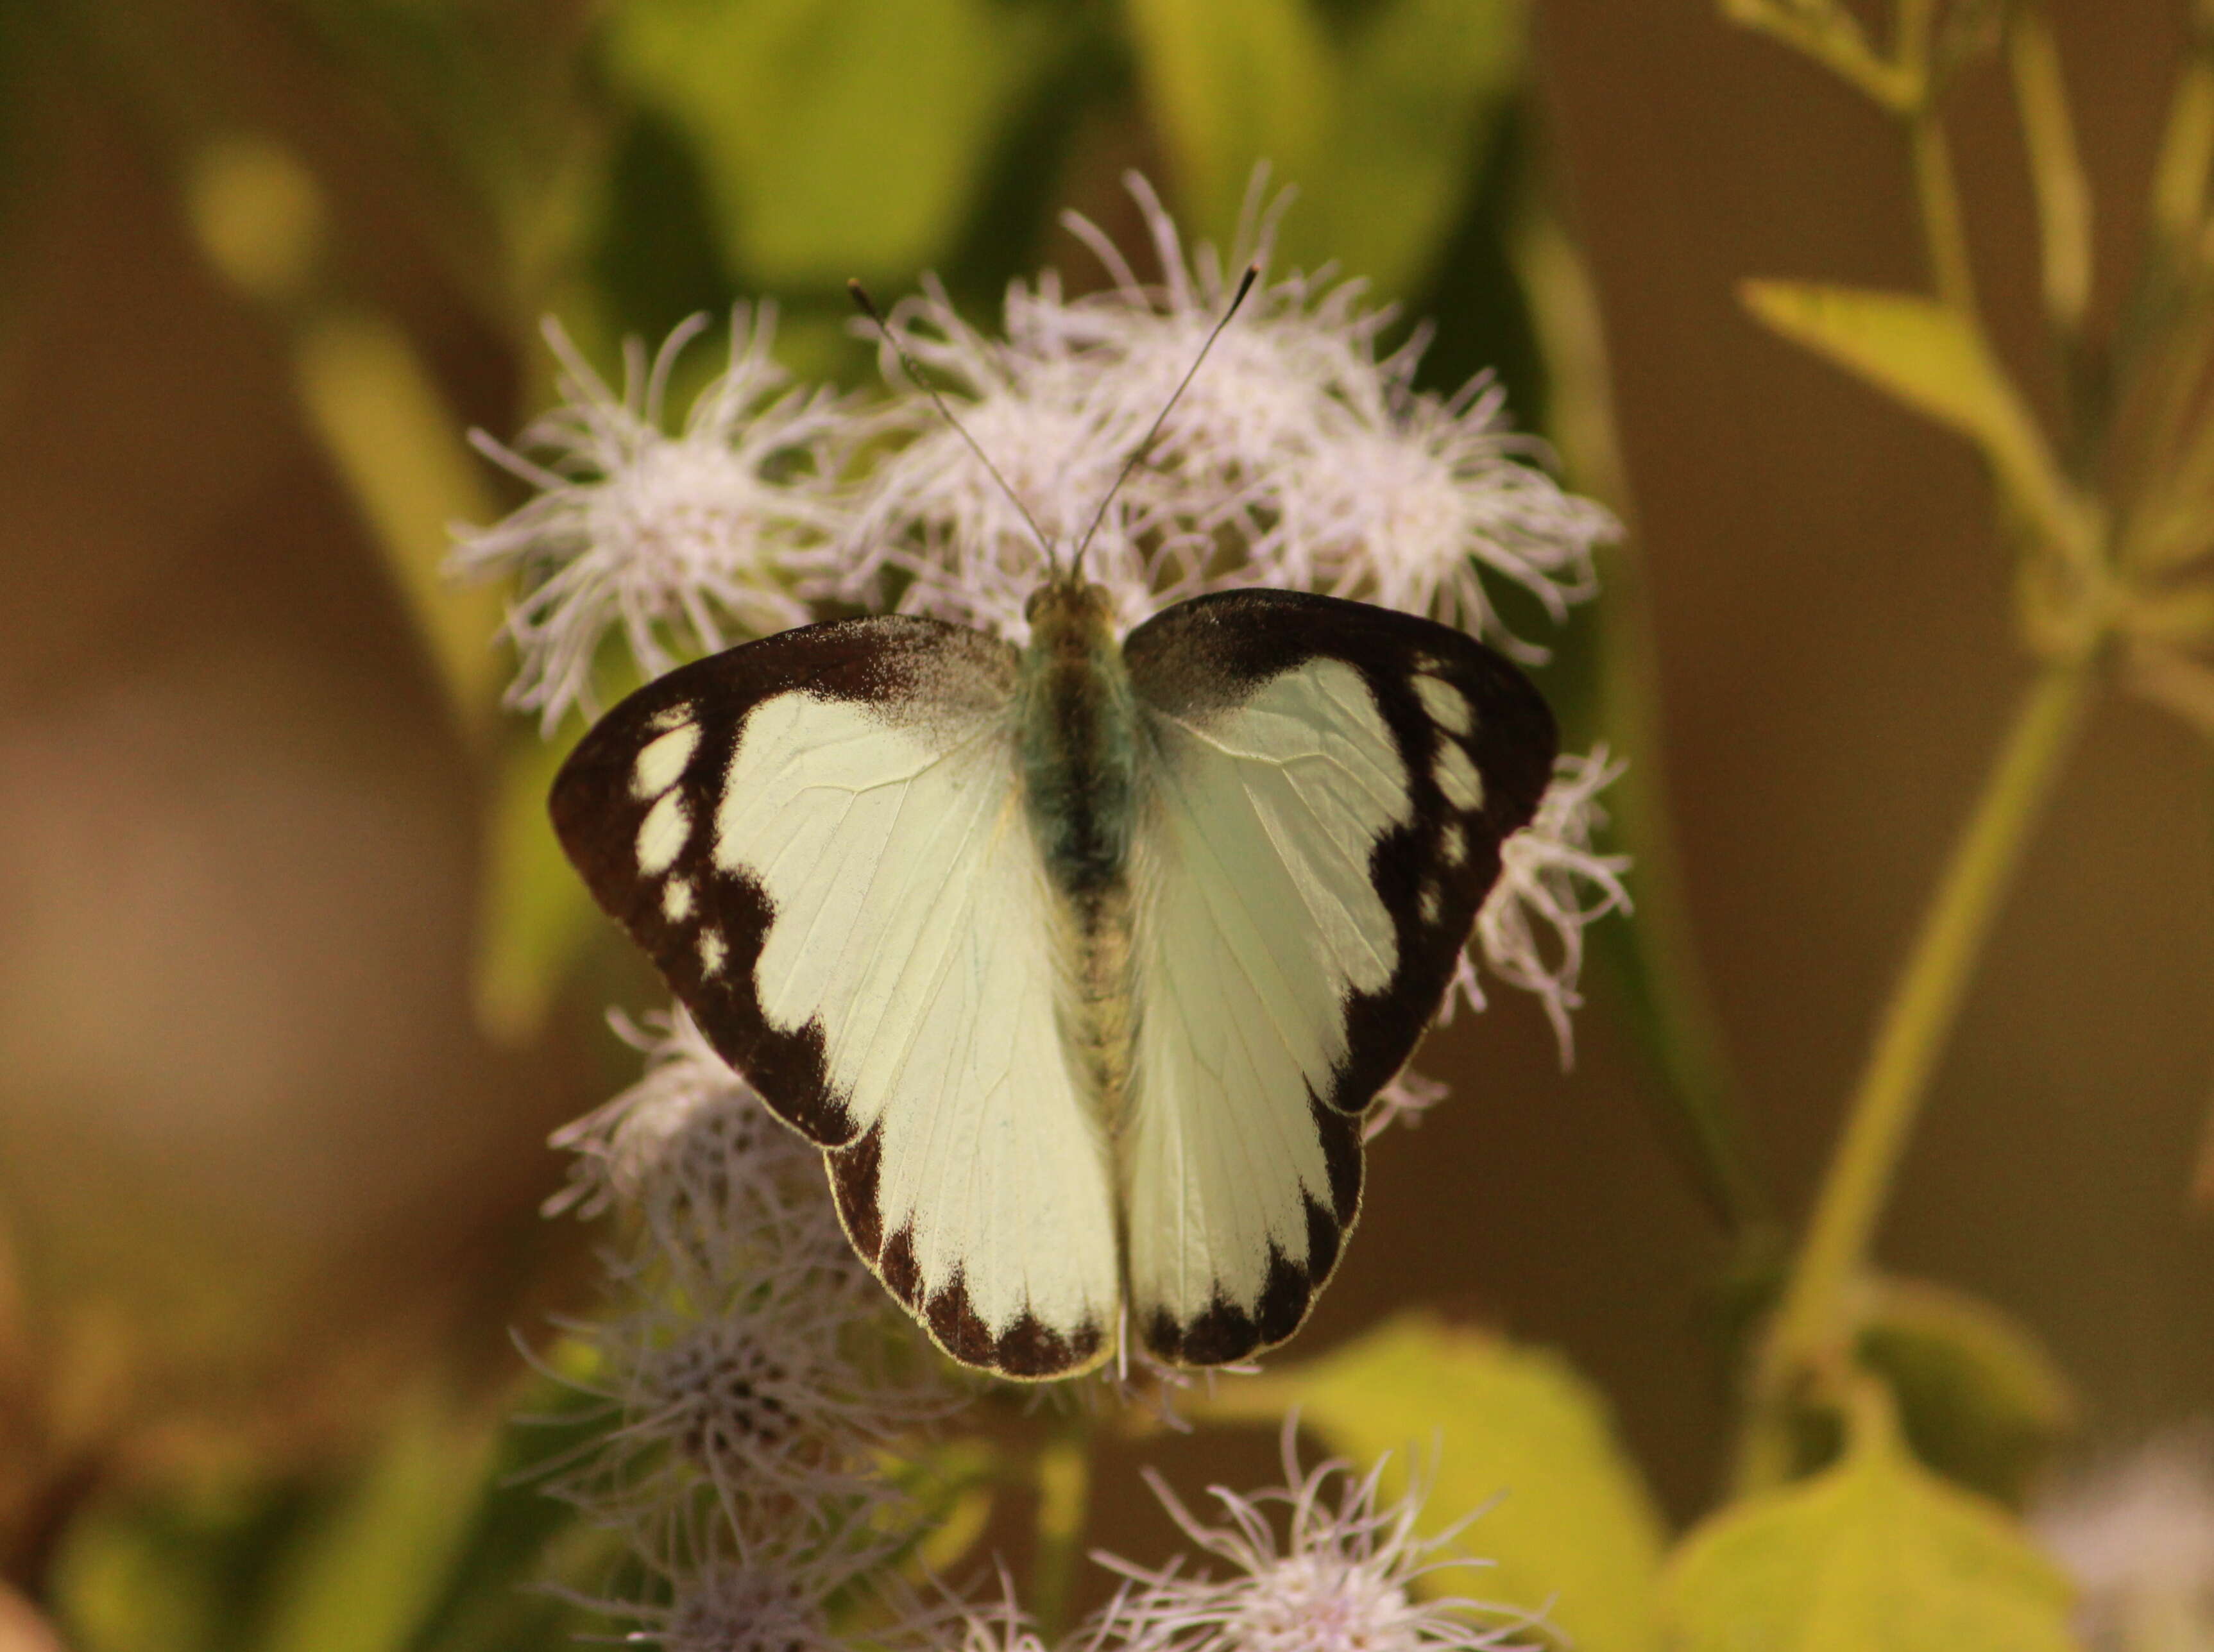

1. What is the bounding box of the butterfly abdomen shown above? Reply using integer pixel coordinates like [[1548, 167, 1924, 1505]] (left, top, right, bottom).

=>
[[1018, 581, 1143, 1134]]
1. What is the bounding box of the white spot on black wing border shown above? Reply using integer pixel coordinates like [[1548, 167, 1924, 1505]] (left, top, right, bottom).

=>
[[548, 613, 1020, 1156], [1123, 587, 1557, 1365]]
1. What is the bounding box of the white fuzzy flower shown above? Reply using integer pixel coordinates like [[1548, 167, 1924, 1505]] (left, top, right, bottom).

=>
[[549, 1008, 839, 1256], [454, 307, 849, 732], [1467, 746, 1633, 1063], [1273, 380, 1610, 656], [572, 1239, 943, 1529], [943, 1574, 1057, 1652], [841, 293, 1171, 639], [546, 1006, 952, 1556], [844, 172, 1614, 655], [1363, 1069, 1452, 1144], [1093, 1421, 1538, 1652], [2037, 1424, 2214, 1652], [618, 1541, 937, 1652], [634, 1560, 839, 1652]]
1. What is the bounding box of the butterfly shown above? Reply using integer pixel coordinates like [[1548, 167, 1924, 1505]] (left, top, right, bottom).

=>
[[550, 566, 1556, 1379]]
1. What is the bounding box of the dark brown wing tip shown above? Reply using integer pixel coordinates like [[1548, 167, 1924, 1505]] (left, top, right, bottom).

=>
[[828, 1130, 1113, 1383], [918, 1277, 1113, 1383], [1139, 1190, 1354, 1369]]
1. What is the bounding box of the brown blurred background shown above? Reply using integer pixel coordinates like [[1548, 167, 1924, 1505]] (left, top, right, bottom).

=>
[[0, 0, 2208, 1616]]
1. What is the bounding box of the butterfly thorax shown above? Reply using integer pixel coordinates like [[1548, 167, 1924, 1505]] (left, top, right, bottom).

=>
[[1018, 577, 1138, 898], [1019, 575, 1139, 1133]]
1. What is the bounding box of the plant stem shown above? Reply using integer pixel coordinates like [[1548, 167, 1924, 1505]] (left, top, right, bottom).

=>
[[1740, 654, 2098, 1488], [2008, 4, 2093, 338], [1721, 1, 1914, 109], [1029, 1422, 1094, 1640], [2152, 42, 2214, 253], [1912, 115, 1977, 321]]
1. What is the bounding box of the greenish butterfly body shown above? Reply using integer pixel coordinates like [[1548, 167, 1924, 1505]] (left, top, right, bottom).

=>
[[553, 566, 1555, 1378]]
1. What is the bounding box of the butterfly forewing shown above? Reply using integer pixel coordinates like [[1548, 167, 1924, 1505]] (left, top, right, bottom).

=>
[[1119, 590, 1556, 1364], [550, 617, 1120, 1379]]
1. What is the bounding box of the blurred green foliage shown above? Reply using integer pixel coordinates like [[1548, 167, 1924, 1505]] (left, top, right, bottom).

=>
[[1, 0, 2147, 1646], [606, 0, 1064, 289], [53, 1379, 613, 1652]]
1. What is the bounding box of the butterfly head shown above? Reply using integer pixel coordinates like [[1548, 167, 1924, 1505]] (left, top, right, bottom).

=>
[[1023, 566, 1118, 647]]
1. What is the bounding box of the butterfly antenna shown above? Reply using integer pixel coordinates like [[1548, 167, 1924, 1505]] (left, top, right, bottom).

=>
[[848, 280, 1059, 570], [1069, 261, 1260, 578]]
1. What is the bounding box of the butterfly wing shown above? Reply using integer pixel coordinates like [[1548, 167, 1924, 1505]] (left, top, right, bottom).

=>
[[1120, 590, 1557, 1365], [551, 617, 1119, 1379]]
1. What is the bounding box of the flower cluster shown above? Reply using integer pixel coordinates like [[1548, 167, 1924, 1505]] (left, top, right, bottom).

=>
[[907, 1425, 1537, 1652], [457, 308, 852, 733], [545, 1019, 1538, 1652], [546, 1011, 957, 1644], [1094, 1420, 1540, 1652], [455, 172, 1628, 1064], [842, 175, 1608, 654], [466, 175, 1607, 1648]]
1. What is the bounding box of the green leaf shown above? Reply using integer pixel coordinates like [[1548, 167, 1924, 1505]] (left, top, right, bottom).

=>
[[1857, 1277, 2075, 1510], [1737, 282, 2095, 563], [255, 1392, 499, 1652], [1286, 0, 1526, 300], [404, 1377, 619, 1652], [1124, 0, 1332, 250], [1660, 1388, 2080, 1652], [1200, 1313, 1667, 1652], [590, 107, 737, 347], [292, 312, 506, 743], [606, 0, 1057, 287], [472, 730, 602, 1044], [54, 1476, 316, 1652]]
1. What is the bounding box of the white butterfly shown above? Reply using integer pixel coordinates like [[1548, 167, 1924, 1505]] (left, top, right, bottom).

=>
[[551, 570, 1555, 1379]]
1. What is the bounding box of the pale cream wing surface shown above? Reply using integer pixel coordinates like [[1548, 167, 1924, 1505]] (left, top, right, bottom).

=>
[[1123, 658, 1411, 1364], [713, 689, 1120, 1371]]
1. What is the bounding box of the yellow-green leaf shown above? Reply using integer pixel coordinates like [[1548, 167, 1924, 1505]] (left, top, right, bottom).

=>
[[2125, 640, 2214, 740], [1660, 1390, 2079, 1652], [472, 731, 602, 1043], [185, 135, 326, 308], [292, 311, 505, 741], [1200, 1313, 1667, 1652], [1125, 0, 1332, 251], [1858, 1277, 2074, 1509], [1738, 281, 2094, 563], [607, 0, 1054, 286]]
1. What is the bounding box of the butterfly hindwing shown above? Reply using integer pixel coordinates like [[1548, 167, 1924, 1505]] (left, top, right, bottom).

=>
[[1119, 590, 1557, 1364], [550, 617, 1120, 1379]]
